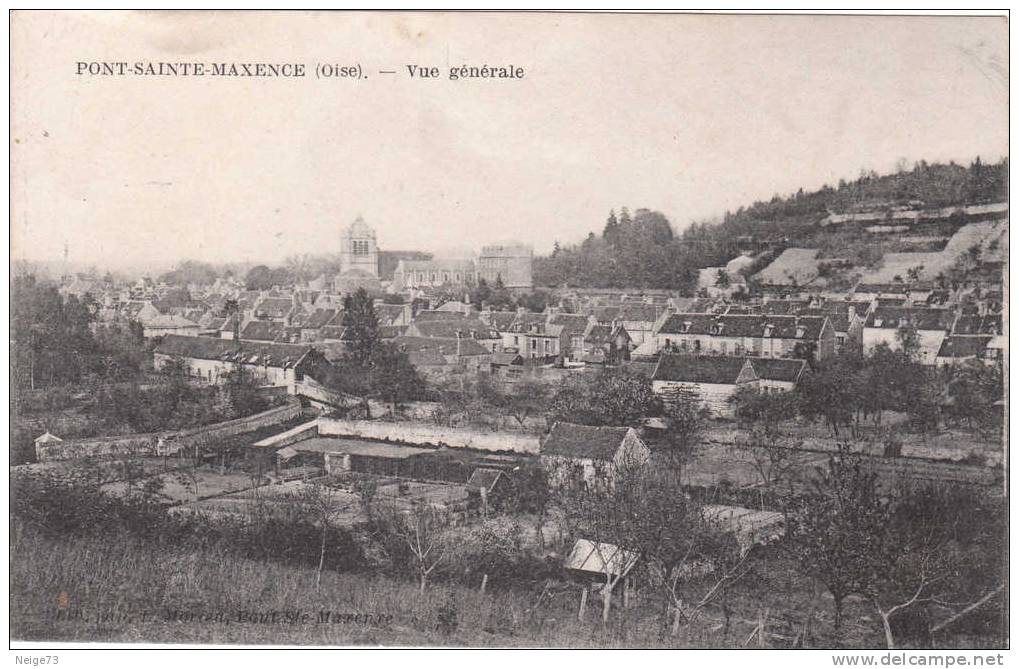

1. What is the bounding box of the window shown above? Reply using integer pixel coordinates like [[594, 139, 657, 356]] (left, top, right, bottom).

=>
[[694, 339, 701, 352]]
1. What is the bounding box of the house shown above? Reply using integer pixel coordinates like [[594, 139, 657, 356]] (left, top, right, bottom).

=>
[[374, 303, 413, 327], [404, 318, 501, 351], [952, 314, 1002, 336], [746, 357, 808, 393], [801, 300, 872, 352], [654, 314, 835, 362], [590, 303, 669, 347], [240, 320, 286, 343], [863, 307, 953, 365], [935, 336, 994, 367], [393, 335, 495, 376], [549, 313, 595, 363], [503, 316, 563, 361], [697, 266, 748, 298], [253, 297, 298, 323], [153, 334, 327, 394], [291, 308, 340, 342], [580, 322, 631, 365], [541, 422, 651, 483], [141, 313, 200, 338], [651, 354, 758, 417]]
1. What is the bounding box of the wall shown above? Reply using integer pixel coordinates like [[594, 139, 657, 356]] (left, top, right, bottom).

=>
[[317, 418, 540, 454], [36, 400, 304, 462], [653, 380, 744, 418]]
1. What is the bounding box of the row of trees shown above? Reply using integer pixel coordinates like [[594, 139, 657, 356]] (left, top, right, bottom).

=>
[[11, 275, 149, 395], [534, 208, 701, 290]]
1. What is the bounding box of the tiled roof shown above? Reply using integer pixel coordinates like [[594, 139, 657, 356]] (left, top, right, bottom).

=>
[[241, 320, 285, 342], [865, 307, 952, 331], [652, 354, 751, 385], [411, 319, 499, 339], [952, 314, 1002, 336], [154, 334, 313, 368], [937, 335, 992, 359], [393, 335, 491, 357], [549, 313, 591, 334], [414, 310, 468, 322], [298, 309, 339, 330], [482, 311, 520, 331], [542, 422, 632, 461], [254, 297, 295, 319], [745, 357, 807, 383], [658, 313, 828, 339]]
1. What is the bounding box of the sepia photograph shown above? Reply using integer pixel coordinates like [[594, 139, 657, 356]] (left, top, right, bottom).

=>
[[7, 9, 1010, 656]]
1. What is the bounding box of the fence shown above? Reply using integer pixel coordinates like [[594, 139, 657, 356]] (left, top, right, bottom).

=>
[[35, 399, 305, 462]]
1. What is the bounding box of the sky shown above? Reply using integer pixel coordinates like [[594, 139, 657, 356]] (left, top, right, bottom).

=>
[[10, 11, 1009, 272]]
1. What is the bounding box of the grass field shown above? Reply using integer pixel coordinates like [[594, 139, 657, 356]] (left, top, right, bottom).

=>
[[8, 521, 873, 648]]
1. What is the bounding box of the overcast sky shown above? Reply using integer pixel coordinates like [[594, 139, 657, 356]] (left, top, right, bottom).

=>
[[11, 11, 1008, 271]]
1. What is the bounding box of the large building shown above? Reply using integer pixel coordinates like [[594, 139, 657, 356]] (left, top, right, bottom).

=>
[[478, 243, 533, 288], [391, 259, 477, 291], [339, 216, 379, 277]]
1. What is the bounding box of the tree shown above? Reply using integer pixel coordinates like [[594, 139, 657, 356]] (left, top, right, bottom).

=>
[[658, 386, 707, 476], [547, 367, 659, 428], [369, 342, 428, 416], [342, 288, 380, 366], [784, 445, 892, 641], [503, 459, 551, 551], [499, 378, 550, 429], [245, 265, 274, 291], [375, 503, 451, 592], [291, 484, 343, 589], [715, 269, 731, 288]]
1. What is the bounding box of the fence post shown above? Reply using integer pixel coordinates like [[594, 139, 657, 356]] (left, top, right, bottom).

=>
[[480, 573, 488, 594], [578, 588, 588, 621]]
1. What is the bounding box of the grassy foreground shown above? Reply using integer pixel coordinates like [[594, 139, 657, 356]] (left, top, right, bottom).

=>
[[11, 523, 738, 647]]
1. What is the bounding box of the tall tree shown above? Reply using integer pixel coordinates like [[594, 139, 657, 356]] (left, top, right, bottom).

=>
[[343, 288, 380, 366]]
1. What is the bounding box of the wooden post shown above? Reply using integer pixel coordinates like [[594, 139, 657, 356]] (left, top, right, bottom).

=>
[[758, 608, 769, 648], [480, 573, 488, 594], [622, 576, 630, 609], [578, 588, 588, 621]]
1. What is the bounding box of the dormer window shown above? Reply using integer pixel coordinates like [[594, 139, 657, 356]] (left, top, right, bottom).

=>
[[682, 321, 692, 333], [796, 326, 807, 338], [763, 324, 773, 337]]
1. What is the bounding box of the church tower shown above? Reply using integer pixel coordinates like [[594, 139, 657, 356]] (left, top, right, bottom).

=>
[[339, 215, 378, 277]]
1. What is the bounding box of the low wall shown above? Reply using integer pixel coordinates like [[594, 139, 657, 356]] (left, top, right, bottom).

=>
[[36, 399, 304, 462], [317, 418, 540, 454]]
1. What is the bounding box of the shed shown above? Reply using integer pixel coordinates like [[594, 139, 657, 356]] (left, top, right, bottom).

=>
[[564, 538, 639, 581], [34, 431, 63, 446]]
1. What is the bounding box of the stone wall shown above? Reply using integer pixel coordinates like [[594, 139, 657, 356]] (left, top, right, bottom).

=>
[[36, 399, 304, 462], [317, 418, 540, 454]]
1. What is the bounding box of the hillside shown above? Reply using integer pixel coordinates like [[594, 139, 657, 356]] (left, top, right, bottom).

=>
[[533, 158, 1008, 291]]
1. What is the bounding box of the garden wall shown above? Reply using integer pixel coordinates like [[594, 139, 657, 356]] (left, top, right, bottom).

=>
[[317, 418, 540, 454], [36, 399, 305, 462]]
